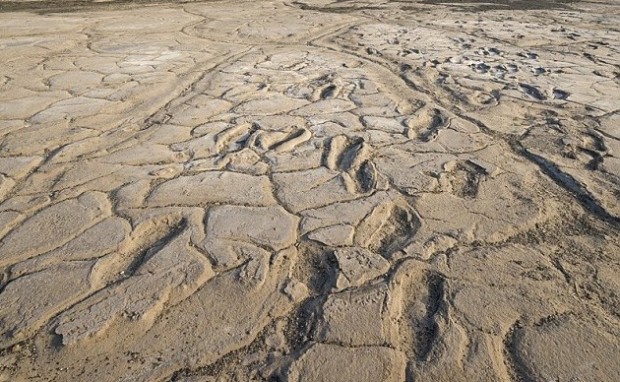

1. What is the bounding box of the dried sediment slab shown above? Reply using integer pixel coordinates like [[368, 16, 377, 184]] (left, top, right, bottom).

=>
[[332, 247, 390, 290], [1, 1, 619, 382], [9, 216, 131, 277], [205, 205, 299, 251], [147, 171, 277, 207], [510, 316, 620, 381], [0, 261, 97, 348], [55, 230, 214, 346], [285, 343, 406, 382], [316, 280, 401, 347], [0, 192, 111, 268]]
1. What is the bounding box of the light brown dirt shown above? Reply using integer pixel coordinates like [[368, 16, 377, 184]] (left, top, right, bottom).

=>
[[0, 1, 619, 381]]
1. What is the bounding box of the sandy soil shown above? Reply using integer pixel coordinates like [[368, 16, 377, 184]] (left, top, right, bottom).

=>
[[0, 0, 619, 381]]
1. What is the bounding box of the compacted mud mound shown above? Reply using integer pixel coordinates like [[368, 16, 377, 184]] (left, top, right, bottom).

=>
[[0, 1, 619, 381]]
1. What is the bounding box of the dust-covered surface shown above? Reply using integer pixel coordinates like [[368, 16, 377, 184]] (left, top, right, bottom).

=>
[[0, 0, 619, 381]]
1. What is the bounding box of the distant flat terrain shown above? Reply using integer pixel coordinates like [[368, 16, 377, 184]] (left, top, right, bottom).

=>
[[0, 0, 580, 13]]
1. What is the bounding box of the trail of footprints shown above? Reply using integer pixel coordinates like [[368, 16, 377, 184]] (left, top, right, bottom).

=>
[[1, 1, 620, 381]]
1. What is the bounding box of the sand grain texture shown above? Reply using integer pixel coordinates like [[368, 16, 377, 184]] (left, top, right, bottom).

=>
[[0, 0, 619, 381]]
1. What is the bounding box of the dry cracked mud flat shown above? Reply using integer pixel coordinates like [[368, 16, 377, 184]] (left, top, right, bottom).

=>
[[0, 0, 619, 381]]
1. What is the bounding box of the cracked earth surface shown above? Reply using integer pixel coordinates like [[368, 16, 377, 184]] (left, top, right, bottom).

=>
[[0, 0, 619, 381]]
